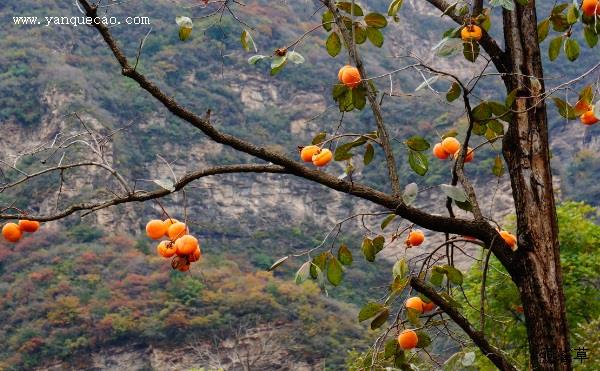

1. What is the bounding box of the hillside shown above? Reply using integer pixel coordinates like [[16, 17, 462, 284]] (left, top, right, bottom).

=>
[[0, 0, 599, 369]]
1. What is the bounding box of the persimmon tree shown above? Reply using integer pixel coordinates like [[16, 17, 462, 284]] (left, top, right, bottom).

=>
[[1, 0, 600, 370]]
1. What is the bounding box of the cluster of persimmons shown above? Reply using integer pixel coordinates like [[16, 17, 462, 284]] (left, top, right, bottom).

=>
[[432, 137, 474, 162], [397, 296, 437, 350], [2, 220, 40, 243], [145, 218, 201, 272]]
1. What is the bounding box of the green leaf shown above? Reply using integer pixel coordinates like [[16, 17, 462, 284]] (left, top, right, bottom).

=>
[[361, 238, 375, 262], [387, 0, 404, 18], [353, 24, 368, 44], [295, 261, 311, 284], [492, 155, 504, 177], [322, 10, 334, 32], [373, 235, 385, 253], [326, 32, 342, 57], [472, 122, 487, 136], [548, 36, 563, 61], [332, 84, 348, 99], [440, 184, 468, 202], [176, 16, 193, 41], [462, 352, 476, 366], [537, 19, 550, 42], [446, 82, 461, 102], [370, 308, 390, 330], [338, 244, 353, 266], [506, 89, 518, 107], [552, 97, 577, 119], [472, 102, 492, 120], [406, 307, 422, 326], [385, 338, 403, 358], [579, 85, 594, 104], [363, 143, 374, 165], [567, 6, 579, 25], [406, 136, 430, 151], [391, 275, 409, 292], [565, 38, 580, 61], [310, 253, 327, 278], [430, 269, 444, 286], [488, 119, 504, 135], [552, 3, 569, 15], [240, 29, 256, 52], [392, 258, 408, 278], [416, 331, 432, 348], [551, 14, 569, 32], [455, 199, 473, 212], [327, 255, 344, 286], [435, 38, 463, 57], [358, 302, 385, 322], [584, 27, 599, 48], [365, 12, 388, 28], [403, 182, 418, 205], [268, 256, 289, 271], [381, 214, 396, 230], [248, 55, 267, 65], [366, 27, 384, 47], [312, 132, 327, 145], [463, 42, 480, 62], [408, 150, 428, 176], [444, 265, 464, 285], [336, 1, 364, 16], [287, 51, 305, 64], [270, 55, 287, 75], [352, 87, 367, 110], [154, 179, 175, 192], [339, 89, 355, 112], [441, 130, 458, 139]]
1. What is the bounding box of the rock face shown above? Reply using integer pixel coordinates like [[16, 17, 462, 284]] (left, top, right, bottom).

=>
[[38, 325, 319, 371]]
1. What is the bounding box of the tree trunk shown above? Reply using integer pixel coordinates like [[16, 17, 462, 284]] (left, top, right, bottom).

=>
[[502, 2, 571, 370]]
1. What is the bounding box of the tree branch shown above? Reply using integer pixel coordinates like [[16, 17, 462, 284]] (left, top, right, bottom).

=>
[[323, 0, 402, 198], [68, 0, 518, 271], [409, 277, 517, 371], [0, 164, 286, 221]]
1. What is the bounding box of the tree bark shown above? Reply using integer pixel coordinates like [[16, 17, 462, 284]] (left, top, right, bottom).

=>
[[502, 2, 571, 370]]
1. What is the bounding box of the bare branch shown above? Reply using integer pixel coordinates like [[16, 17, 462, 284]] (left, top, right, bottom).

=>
[[0, 164, 286, 221]]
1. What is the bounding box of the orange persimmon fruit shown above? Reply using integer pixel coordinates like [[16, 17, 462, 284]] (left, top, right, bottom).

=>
[[167, 222, 187, 240], [461, 25, 482, 41], [300, 145, 321, 162], [312, 148, 333, 167], [433, 143, 450, 160], [339, 66, 361, 89], [582, 0, 600, 17], [175, 234, 199, 256], [406, 229, 425, 247], [580, 110, 599, 126], [441, 137, 461, 155], [2, 223, 22, 243], [18, 220, 40, 233], [397, 329, 419, 350], [157, 240, 177, 258], [146, 219, 167, 240], [405, 297, 424, 313]]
